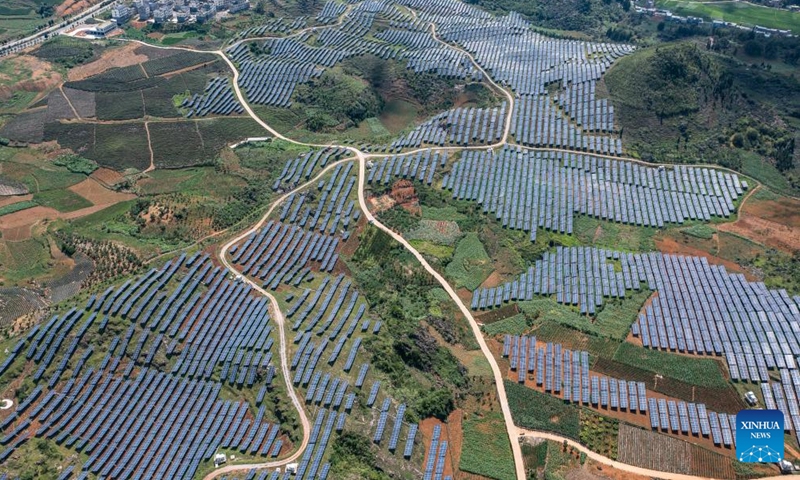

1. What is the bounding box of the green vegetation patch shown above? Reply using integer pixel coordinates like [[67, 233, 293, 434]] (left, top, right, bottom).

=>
[[505, 380, 580, 439], [53, 154, 98, 175], [579, 410, 618, 460], [0, 200, 38, 217], [421, 205, 468, 222], [482, 313, 529, 336], [593, 289, 653, 340], [517, 297, 611, 339], [33, 189, 92, 213], [33, 36, 103, 68], [605, 42, 800, 195], [460, 412, 516, 480], [613, 342, 728, 388], [682, 223, 716, 240], [409, 239, 454, 260], [407, 219, 462, 246], [0, 236, 51, 283], [573, 215, 657, 252], [43, 122, 151, 172], [445, 233, 492, 291], [531, 321, 621, 361]]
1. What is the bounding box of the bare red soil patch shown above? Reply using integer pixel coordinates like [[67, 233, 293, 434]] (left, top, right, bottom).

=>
[[67, 43, 149, 82], [390, 179, 420, 215], [55, 0, 102, 17], [0, 56, 62, 104], [718, 195, 800, 253], [68, 177, 135, 206], [654, 235, 753, 279]]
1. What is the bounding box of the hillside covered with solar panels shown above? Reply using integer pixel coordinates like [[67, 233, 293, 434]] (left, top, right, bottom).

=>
[[0, 0, 799, 477]]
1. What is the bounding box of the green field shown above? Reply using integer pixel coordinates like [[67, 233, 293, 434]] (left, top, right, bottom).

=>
[[460, 412, 516, 480], [517, 291, 648, 341], [656, 0, 800, 33], [482, 313, 529, 336], [613, 342, 729, 389], [0, 200, 37, 217], [33, 189, 93, 213], [505, 380, 580, 439], [444, 233, 492, 291]]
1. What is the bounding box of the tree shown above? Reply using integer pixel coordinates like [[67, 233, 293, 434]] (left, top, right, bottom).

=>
[[415, 388, 455, 420], [775, 137, 795, 171], [744, 40, 763, 57]]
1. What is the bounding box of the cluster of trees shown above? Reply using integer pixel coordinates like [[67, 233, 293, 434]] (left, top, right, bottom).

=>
[[351, 227, 461, 421], [55, 232, 142, 288], [296, 71, 381, 132]]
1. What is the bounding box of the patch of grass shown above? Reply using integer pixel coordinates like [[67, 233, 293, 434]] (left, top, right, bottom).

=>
[[682, 223, 716, 240], [505, 380, 580, 440], [364, 116, 390, 136], [740, 151, 792, 195], [531, 321, 621, 362], [521, 440, 548, 473], [445, 233, 492, 291], [0, 236, 51, 283], [33, 189, 93, 213], [0, 200, 37, 216], [0, 159, 86, 193], [482, 313, 529, 336], [408, 239, 453, 259], [613, 342, 729, 389], [655, 0, 800, 34], [460, 412, 516, 480], [421, 205, 467, 222], [407, 219, 462, 246], [572, 215, 657, 252], [593, 289, 653, 340]]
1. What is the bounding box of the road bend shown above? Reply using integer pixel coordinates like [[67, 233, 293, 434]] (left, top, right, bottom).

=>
[[205, 157, 355, 480]]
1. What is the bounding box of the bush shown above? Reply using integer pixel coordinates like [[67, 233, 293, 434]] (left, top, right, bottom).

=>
[[505, 380, 580, 439], [54, 154, 98, 175], [414, 388, 455, 421]]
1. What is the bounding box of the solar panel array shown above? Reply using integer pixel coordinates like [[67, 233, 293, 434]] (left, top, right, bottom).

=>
[[278, 161, 362, 237], [483, 246, 800, 403], [230, 221, 342, 290], [398, 0, 633, 154], [226, 0, 486, 112], [181, 76, 244, 118], [445, 148, 743, 244], [0, 254, 289, 478], [391, 102, 507, 148], [367, 150, 443, 187], [503, 334, 738, 445], [273, 147, 350, 191], [423, 425, 448, 480]]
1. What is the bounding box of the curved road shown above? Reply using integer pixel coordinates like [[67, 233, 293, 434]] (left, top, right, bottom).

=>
[[205, 156, 356, 480], [101, 12, 768, 479]]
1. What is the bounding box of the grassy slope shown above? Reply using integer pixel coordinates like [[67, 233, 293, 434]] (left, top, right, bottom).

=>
[[605, 41, 800, 195]]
